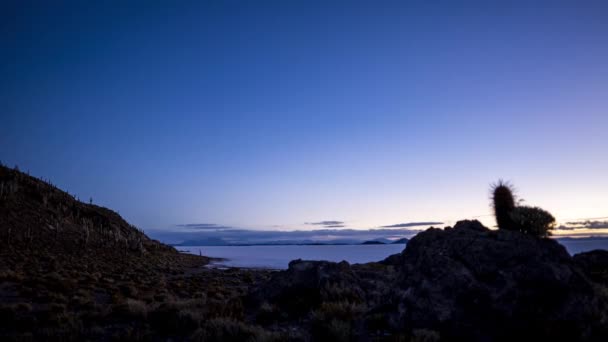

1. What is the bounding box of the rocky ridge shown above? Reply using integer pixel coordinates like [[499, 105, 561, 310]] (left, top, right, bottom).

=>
[[249, 220, 608, 341]]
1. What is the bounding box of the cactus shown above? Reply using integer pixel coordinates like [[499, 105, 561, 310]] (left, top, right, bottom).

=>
[[491, 181, 556, 237], [491, 180, 516, 230]]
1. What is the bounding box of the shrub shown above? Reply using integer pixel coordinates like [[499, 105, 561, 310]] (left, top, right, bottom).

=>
[[126, 299, 148, 318], [191, 318, 280, 342], [311, 318, 352, 342], [147, 298, 207, 334], [411, 328, 441, 342], [510, 206, 555, 237], [491, 181, 555, 238], [255, 302, 278, 325], [491, 180, 516, 230], [310, 301, 364, 342]]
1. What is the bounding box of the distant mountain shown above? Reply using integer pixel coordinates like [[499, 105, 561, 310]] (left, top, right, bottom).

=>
[[174, 237, 404, 246], [174, 239, 356, 246], [361, 240, 385, 245], [556, 236, 608, 241], [392, 237, 409, 244]]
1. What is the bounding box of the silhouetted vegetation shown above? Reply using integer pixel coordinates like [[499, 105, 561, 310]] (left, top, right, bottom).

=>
[[1, 166, 606, 340], [0, 165, 277, 340], [492, 181, 555, 237], [511, 205, 555, 237], [491, 180, 517, 231]]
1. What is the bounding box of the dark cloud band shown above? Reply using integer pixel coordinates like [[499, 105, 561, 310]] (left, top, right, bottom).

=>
[[557, 220, 608, 230], [306, 221, 345, 226]]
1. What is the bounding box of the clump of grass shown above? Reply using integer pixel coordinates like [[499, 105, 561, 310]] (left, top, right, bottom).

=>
[[191, 318, 282, 342], [321, 281, 365, 303], [126, 299, 148, 318], [0, 269, 23, 281], [119, 283, 139, 297], [255, 301, 279, 325], [147, 298, 207, 333], [43, 272, 76, 293], [310, 301, 365, 342], [411, 328, 441, 342]]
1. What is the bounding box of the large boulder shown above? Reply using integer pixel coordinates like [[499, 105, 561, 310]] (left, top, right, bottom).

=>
[[574, 250, 608, 286], [248, 260, 364, 320], [391, 220, 608, 341]]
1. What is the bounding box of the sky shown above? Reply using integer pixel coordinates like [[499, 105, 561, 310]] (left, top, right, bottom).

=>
[[2, 1, 607, 239]]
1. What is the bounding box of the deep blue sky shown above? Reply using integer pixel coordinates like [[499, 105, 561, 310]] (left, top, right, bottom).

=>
[[2, 1, 607, 235]]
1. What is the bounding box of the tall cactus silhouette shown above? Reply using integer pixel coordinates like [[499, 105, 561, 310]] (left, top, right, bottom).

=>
[[492, 180, 516, 230]]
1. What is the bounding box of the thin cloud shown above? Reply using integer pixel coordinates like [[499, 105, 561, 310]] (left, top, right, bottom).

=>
[[557, 220, 608, 230], [306, 221, 345, 226], [175, 223, 234, 230], [381, 221, 443, 228]]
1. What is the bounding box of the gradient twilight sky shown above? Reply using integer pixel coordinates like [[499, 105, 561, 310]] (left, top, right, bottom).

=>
[[2, 1, 607, 235]]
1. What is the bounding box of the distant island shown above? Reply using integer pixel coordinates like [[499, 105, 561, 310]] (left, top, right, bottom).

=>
[[360, 238, 409, 245], [361, 240, 385, 245], [173, 237, 409, 247]]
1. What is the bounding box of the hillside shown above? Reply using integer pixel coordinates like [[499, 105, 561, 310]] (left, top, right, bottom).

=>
[[1, 165, 607, 340], [0, 165, 273, 340], [0, 164, 206, 271]]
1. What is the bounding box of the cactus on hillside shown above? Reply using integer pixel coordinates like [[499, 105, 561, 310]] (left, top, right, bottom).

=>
[[492, 180, 516, 230]]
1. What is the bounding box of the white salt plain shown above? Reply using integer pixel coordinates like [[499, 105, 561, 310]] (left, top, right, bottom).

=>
[[179, 239, 608, 270]]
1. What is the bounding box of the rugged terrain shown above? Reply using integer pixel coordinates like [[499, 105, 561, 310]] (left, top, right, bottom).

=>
[[0, 165, 273, 340], [247, 221, 608, 341], [1, 165, 607, 341]]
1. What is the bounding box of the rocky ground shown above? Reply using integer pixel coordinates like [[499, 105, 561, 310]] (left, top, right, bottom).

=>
[[246, 221, 608, 341], [1, 165, 607, 341], [0, 165, 275, 340]]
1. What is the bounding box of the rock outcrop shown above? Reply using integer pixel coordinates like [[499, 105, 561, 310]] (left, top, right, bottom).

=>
[[3, 164, 607, 340], [574, 250, 608, 286], [250, 220, 608, 341], [390, 220, 608, 340], [249, 260, 365, 319]]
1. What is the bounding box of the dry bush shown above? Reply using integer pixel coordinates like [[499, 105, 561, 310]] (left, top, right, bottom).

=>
[[191, 318, 282, 342], [411, 328, 441, 342], [310, 301, 365, 341]]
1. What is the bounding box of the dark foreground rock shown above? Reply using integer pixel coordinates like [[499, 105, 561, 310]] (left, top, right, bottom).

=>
[[390, 220, 608, 341], [249, 260, 364, 319], [574, 250, 608, 286], [249, 220, 608, 341]]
